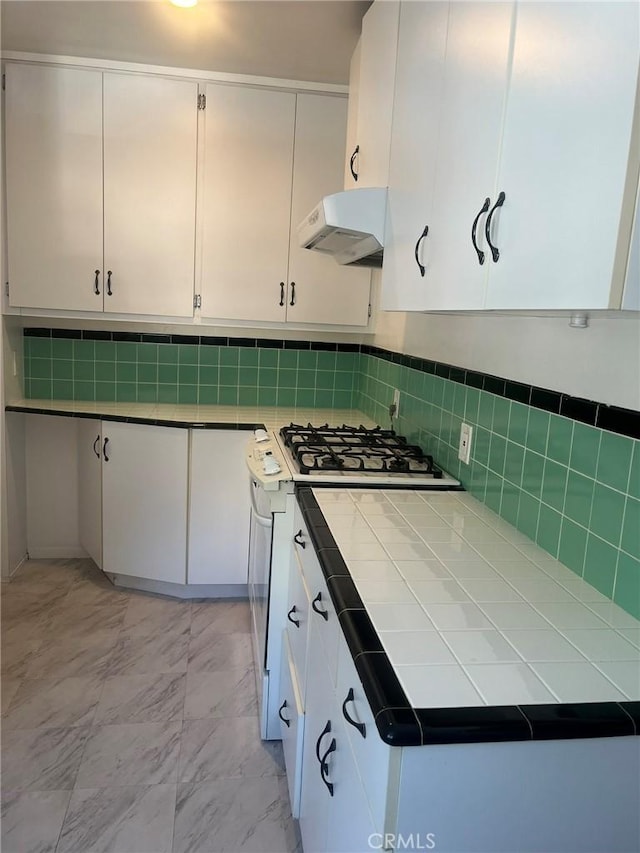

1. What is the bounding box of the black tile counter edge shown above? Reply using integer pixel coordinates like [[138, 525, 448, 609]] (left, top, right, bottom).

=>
[[22, 329, 640, 439], [296, 489, 639, 746], [5, 406, 264, 431]]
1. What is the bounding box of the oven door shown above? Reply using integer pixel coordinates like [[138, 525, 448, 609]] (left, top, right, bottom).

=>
[[248, 477, 273, 674]]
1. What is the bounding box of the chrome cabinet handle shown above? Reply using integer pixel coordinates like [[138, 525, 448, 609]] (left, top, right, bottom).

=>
[[92, 435, 100, 458], [278, 700, 291, 728], [342, 687, 366, 738], [319, 738, 336, 797], [485, 191, 506, 262], [106, 270, 113, 296], [471, 198, 490, 265], [293, 529, 306, 549], [349, 144, 359, 182], [94, 269, 100, 295], [102, 437, 110, 461], [287, 605, 300, 628], [414, 225, 429, 277], [312, 591, 328, 621]]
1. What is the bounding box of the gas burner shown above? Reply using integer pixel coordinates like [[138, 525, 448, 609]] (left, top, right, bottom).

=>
[[279, 423, 443, 478]]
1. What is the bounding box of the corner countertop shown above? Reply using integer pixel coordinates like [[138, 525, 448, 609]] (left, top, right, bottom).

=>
[[297, 487, 640, 745], [5, 399, 376, 430]]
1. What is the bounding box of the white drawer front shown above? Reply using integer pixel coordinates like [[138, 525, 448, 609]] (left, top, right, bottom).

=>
[[279, 630, 305, 818], [286, 550, 311, 700]]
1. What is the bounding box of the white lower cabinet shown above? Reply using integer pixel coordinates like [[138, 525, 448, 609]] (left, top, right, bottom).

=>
[[279, 630, 305, 819], [101, 421, 188, 584], [77, 418, 103, 569], [187, 430, 250, 586]]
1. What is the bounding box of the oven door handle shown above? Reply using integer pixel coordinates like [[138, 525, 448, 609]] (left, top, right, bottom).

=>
[[249, 480, 273, 526]]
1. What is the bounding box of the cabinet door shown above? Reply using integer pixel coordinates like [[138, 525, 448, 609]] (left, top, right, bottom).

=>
[[102, 422, 188, 583], [279, 630, 305, 819], [299, 619, 333, 853], [344, 37, 362, 189], [5, 64, 104, 312], [78, 419, 103, 569], [199, 84, 295, 322], [381, 2, 449, 311], [287, 94, 371, 327], [187, 430, 251, 585], [353, 0, 400, 188], [486, 2, 640, 310], [425, 2, 514, 310], [103, 73, 197, 317]]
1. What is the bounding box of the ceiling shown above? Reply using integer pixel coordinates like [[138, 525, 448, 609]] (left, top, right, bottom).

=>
[[1, 0, 371, 85]]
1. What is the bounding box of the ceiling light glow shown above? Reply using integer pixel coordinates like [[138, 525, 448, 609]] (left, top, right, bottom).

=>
[[170, 0, 198, 8]]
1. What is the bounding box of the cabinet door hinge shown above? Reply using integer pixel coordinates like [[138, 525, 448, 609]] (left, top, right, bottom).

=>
[[197, 93, 206, 111], [367, 302, 372, 318], [193, 293, 202, 309]]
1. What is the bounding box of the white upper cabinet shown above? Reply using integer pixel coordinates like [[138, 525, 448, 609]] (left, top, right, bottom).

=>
[[199, 87, 371, 327], [345, 1, 400, 188], [382, 1, 449, 311], [5, 64, 104, 312], [103, 73, 198, 317], [5, 63, 198, 318], [381, 0, 640, 313], [199, 84, 296, 323], [485, 1, 640, 310]]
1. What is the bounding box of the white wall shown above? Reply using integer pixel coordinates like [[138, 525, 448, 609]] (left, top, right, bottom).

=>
[[373, 274, 640, 411], [25, 414, 83, 558]]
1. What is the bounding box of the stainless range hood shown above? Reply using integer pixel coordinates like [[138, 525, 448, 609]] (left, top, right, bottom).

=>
[[297, 187, 387, 268]]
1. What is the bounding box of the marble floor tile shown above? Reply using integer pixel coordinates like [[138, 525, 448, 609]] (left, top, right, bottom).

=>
[[173, 777, 298, 853], [187, 632, 253, 673], [121, 594, 192, 637], [76, 721, 181, 787], [44, 602, 128, 643], [24, 630, 120, 680], [63, 575, 129, 610], [56, 785, 176, 853], [178, 717, 285, 783], [2, 676, 103, 730], [1, 585, 68, 626], [183, 669, 257, 720], [1, 788, 72, 853], [1, 626, 44, 680], [190, 601, 251, 636], [9, 558, 93, 588], [1, 678, 22, 713], [1, 726, 91, 791], [107, 630, 190, 676], [94, 673, 186, 725]]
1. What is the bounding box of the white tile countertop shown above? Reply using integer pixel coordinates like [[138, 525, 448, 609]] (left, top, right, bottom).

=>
[[311, 488, 640, 708], [6, 399, 376, 430]]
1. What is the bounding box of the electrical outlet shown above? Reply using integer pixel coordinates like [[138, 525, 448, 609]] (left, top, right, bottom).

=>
[[458, 422, 473, 465], [393, 388, 400, 418]]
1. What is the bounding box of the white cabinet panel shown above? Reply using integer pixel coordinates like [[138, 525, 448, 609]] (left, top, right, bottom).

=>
[[78, 419, 102, 569], [279, 630, 305, 819], [187, 429, 250, 585], [286, 551, 311, 694], [103, 73, 198, 317], [287, 94, 371, 327], [5, 64, 104, 312], [382, 1, 450, 311], [199, 84, 296, 323], [486, 1, 640, 310], [102, 421, 188, 584], [348, 0, 400, 189], [425, 2, 513, 311]]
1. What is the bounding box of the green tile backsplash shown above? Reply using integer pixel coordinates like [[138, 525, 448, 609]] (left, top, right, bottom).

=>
[[24, 336, 358, 410], [21, 332, 639, 619], [356, 352, 640, 620]]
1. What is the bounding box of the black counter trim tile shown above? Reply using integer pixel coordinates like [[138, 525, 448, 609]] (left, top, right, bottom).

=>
[[327, 575, 363, 612], [620, 702, 640, 734], [519, 703, 636, 740], [416, 707, 532, 745], [5, 406, 264, 431], [21, 329, 640, 439], [374, 708, 424, 747], [338, 609, 384, 658]]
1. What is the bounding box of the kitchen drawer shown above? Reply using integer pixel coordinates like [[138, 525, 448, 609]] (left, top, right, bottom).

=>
[[279, 630, 305, 818], [336, 633, 397, 835], [293, 502, 339, 684], [286, 548, 311, 697]]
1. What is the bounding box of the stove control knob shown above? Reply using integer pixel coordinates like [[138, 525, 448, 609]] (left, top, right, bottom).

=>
[[263, 453, 281, 475], [254, 428, 269, 443]]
